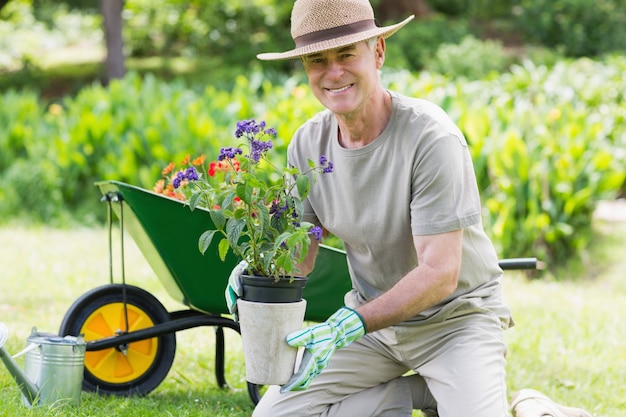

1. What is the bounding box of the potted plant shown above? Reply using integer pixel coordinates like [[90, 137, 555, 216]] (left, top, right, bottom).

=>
[[154, 119, 333, 384]]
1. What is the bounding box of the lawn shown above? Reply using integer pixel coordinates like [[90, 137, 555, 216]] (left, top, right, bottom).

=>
[[0, 219, 624, 416]]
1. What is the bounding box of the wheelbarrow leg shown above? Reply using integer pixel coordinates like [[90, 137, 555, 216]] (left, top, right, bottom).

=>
[[215, 324, 263, 404], [215, 326, 227, 388]]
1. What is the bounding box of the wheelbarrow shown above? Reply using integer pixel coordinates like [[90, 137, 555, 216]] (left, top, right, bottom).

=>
[[58, 180, 540, 405]]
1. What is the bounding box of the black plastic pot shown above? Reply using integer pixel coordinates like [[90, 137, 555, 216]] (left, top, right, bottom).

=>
[[240, 274, 308, 303]]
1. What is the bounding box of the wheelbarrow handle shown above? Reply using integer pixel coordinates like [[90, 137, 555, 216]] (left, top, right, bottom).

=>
[[498, 257, 545, 270]]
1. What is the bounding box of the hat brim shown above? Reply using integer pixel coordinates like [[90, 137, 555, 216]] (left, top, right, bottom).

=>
[[257, 15, 414, 61]]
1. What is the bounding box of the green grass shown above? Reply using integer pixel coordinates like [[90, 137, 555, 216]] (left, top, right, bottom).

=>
[[1, 221, 624, 416]]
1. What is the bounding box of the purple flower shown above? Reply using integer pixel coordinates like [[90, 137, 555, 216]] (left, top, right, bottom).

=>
[[310, 226, 323, 241], [235, 119, 277, 139], [219, 147, 243, 161], [235, 119, 262, 138], [172, 171, 184, 189], [185, 166, 199, 181], [172, 167, 199, 189], [320, 155, 333, 173], [250, 139, 273, 163], [269, 200, 289, 218], [233, 119, 278, 163]]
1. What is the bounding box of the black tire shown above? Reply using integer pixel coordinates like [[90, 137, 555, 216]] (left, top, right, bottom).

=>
[[59, 284, 176, 396]]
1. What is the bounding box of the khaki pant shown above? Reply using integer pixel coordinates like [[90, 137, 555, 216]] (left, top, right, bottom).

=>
[[252, 311, 509, 417]]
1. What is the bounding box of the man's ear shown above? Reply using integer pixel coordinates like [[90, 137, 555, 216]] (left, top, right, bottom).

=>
[[375, 37, 386, 69]]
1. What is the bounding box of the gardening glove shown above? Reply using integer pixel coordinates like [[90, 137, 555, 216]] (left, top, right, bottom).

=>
[[280, 306, 366, 393], [225, 260, 248, 322]]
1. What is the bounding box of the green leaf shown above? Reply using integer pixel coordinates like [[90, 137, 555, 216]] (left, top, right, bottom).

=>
[[218, 238, 230, 261], [222, 192, 235, 210], [198, 229, 217, 254], [189, 192, 202, 210], [257, 204, 270, 233], [273, 231, 291, 252], [226, 218, 246, 248], [210, 209, 226, 230], [270, 210, 287, 234], [236, 182, 254, 205], [296, 174, 310, 199]]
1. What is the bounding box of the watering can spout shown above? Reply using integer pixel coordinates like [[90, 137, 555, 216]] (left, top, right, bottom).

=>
[[0, 323, 40, 405]]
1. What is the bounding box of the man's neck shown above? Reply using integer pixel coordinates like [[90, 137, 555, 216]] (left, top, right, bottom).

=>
[[336, 89, 392, 149]]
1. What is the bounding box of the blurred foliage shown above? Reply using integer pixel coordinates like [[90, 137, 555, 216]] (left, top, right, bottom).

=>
[[427, 35, 514, 79], [121, 0, 295, 74], [4, 0, 626, 83], [1, 0, 626, 272], [514, 0, 626, 57], [0, 0, 101, 70], [1, 57, 625, 273], [384, 14, 472, 71], [392, 58, 626, 268]]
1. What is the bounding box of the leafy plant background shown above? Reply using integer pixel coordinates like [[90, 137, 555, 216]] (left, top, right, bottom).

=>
[[1, 1, 625, 274]]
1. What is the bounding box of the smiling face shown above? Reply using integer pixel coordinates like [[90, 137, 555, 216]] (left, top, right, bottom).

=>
[[302, 38, 386, 119]]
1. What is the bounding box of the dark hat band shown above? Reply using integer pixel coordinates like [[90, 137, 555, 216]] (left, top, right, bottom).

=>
[[294, 19, 377, 48]]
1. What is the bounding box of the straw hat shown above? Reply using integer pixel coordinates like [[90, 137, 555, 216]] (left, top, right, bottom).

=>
[[257, 0, 414, 61]]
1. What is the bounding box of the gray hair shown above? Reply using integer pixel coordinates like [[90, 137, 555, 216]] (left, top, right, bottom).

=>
[[366, 37, 380, 50]]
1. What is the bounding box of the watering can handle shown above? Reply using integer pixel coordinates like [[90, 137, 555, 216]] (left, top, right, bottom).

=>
[[0, 323, 41, 358], [11, 342, 40, 359]]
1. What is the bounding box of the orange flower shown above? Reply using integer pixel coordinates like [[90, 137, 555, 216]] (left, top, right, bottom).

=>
[[164, 188, 186, 201], [192, 155, 206, 166], [172, 192, 186, 201], [180, 154, 191, 165], [162, 162, 175, 176], [153, 179, 165, 194]]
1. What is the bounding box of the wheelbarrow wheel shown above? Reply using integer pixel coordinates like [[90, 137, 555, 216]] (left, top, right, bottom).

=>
[[59, 284, 176, 396]]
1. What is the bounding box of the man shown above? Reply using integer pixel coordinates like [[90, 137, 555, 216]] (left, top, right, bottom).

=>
[[228, 0, 593, 416]]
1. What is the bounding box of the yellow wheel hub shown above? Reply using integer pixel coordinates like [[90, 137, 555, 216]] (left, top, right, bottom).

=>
[[81, 303, 159, 384]]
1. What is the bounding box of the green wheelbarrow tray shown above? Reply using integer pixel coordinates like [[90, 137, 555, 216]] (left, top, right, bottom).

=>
[[96, 180, 351, 322]]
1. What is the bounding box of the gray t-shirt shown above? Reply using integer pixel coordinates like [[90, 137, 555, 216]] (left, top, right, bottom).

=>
[[288, 91, 511, 325]]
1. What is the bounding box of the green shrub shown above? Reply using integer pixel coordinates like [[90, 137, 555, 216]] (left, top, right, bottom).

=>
[[122, 0, 294, 73], [515, 0, 626, 57], [7, 71, 320, 223], [0, 89, 70, 224], [385, 57, 626, 269], [384, 14, 472, 71], [427, 35, 513, 79], [1, 58, 625, 271], [443, 59, 625, 266], [0, 158, 66, 224]]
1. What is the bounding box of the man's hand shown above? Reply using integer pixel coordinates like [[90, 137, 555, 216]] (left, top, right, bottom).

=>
[[224, 260, 248, 322], [280, 307, 365, 392]]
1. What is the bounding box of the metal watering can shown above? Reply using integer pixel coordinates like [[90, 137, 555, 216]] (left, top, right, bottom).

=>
[[0, 322, 86, 407]]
